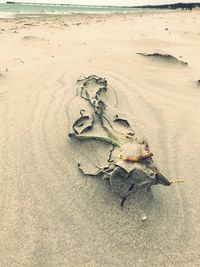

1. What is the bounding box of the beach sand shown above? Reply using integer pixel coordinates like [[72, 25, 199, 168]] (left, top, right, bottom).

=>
[[0, 10, 200, 266]]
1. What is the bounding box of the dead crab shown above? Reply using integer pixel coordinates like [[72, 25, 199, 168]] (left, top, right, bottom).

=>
[[78, 138, 171, 206], [69, 75, 172, 206]]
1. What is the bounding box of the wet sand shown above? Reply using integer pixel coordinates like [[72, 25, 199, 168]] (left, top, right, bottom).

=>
[[0, 10, 200, 266]]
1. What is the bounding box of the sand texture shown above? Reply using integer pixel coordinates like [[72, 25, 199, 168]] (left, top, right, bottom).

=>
[[0, 10, 200, 266]]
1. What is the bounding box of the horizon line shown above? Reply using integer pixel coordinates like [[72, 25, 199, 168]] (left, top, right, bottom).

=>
[[4, 1, 200, 8]]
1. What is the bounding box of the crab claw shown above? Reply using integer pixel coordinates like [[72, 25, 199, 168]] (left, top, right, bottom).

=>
[[155, 171, 171, 186]]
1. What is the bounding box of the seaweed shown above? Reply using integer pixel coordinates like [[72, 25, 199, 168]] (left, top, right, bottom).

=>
[[69, 75, 171, 206], [72, 110, 94, 135]]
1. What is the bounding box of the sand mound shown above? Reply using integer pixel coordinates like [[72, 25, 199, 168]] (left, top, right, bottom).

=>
[[137, 52, 188, 65]]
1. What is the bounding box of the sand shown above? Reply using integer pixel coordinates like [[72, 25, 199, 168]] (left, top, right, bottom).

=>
[[0, 10, 200, 266]]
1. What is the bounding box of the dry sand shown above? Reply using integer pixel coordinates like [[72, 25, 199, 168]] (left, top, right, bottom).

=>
[[0, 10, 200, 266]]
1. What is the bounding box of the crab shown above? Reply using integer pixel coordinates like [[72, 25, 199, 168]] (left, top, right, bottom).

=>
[[77, 138, 171, 206], [69, 75, 171, 206]]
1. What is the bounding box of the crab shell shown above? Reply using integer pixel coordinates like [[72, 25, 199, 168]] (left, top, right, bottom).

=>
[[104, 140, 171, 198], [107, 164, 170, 198]]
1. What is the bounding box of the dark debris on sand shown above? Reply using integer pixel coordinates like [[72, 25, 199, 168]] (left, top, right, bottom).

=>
[[69, 75, 171, 206]]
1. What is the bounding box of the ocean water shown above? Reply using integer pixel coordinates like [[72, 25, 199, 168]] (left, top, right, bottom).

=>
[[0, 2, 168, 18]]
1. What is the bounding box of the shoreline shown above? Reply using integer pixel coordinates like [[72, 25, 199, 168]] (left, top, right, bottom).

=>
[[0, 8, 196, 20], [0, 2, 185, 19]]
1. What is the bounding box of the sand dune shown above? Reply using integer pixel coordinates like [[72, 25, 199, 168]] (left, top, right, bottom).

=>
[[1, 10, 200, 266]]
